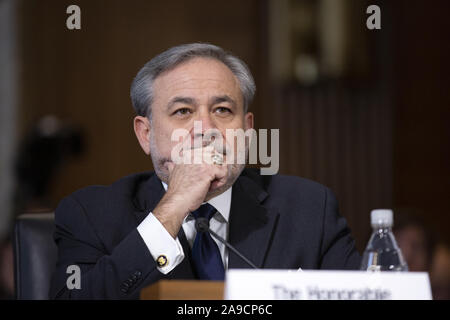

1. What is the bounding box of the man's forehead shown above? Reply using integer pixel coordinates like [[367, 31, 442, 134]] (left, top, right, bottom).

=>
[[153, 58, 242, 103], [152, 58, 241, 96]]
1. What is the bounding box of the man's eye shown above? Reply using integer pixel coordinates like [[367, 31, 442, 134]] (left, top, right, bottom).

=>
[[174, 108, 192, 116], [215, 107, 232, 114]]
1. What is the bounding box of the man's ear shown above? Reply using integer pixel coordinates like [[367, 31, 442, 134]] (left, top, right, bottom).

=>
[[134, 116, 151, 155], [244, 112, 254, 130]]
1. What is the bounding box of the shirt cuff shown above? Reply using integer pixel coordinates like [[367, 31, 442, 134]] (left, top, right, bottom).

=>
[[137, 212, 185, 274]]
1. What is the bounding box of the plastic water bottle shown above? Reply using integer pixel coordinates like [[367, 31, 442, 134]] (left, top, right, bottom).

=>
[[360, 209, 408, 272]]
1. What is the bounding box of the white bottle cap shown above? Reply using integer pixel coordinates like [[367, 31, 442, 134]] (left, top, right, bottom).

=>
[[370, 209, 393, 227]]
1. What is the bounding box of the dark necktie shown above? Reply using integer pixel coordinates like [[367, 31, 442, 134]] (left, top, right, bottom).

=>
[[191, 203, 225, 280]]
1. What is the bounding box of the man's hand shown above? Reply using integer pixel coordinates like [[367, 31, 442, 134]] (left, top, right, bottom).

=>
[[153, 145, 228, 238]]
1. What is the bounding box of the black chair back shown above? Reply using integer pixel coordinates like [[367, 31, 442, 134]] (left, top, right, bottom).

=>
[[13, 213, 56, 300]]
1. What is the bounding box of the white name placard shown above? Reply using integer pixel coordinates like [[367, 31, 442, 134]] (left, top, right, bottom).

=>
[[224, 270, 432, 300]]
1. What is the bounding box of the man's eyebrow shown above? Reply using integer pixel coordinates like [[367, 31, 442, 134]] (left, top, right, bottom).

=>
[[167, 96, 198, 109], [209, 95, 236, 107]]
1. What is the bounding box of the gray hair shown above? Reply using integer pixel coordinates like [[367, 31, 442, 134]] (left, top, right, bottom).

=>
[[130, 43, 256, 118]]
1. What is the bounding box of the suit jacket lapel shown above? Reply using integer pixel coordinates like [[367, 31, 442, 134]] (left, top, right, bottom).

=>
[[132, 172, 166, 225], [228, 172, 280, 269]]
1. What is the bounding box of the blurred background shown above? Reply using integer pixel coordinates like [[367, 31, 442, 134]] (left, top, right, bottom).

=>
[[0, 0, 449, 299]]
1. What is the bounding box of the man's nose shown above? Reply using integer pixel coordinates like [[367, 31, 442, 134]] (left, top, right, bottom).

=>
[[192, 112, 216, 139], [197, 111, 216, 132]]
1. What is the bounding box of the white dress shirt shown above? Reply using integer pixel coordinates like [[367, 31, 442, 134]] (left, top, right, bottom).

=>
[[137, 182, 231, 274]]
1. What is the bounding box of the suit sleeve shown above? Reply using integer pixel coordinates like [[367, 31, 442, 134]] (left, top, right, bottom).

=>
[[49, 195, 165, 299], [318, 188, 361, 270]]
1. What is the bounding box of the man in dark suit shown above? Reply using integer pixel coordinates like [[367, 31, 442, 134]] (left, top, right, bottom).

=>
[[50, 43, 360, 299]]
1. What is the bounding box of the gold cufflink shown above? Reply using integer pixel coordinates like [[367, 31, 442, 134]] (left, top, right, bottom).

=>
[[156, 255, 168, 267]]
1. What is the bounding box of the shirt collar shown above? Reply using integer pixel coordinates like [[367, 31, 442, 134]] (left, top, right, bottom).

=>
[[161, 182, 232, 222]]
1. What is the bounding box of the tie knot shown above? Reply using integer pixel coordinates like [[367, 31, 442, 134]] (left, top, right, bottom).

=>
[[192, 203, 217, 221]]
